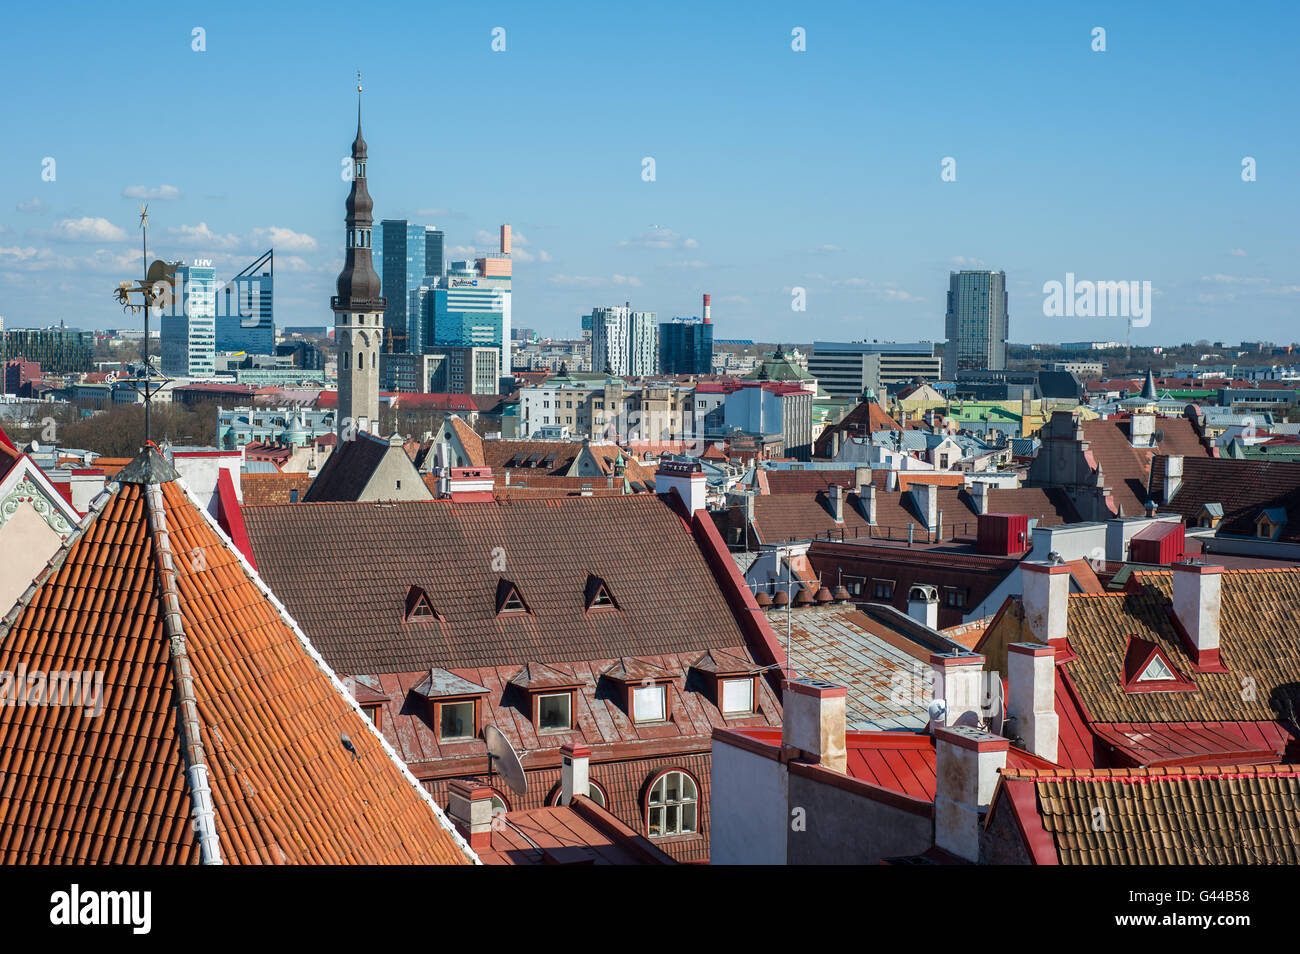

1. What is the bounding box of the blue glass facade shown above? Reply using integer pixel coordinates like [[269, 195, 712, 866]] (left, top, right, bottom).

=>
[[377, 221, 445, 353], [658, 318, 714, 374]]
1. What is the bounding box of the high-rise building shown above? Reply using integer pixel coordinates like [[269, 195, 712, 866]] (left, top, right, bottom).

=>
[[376, 221, 444, 353], [430, 240, 510, 387], [332, 86, 384, 437], [161, 262, 217, 378], [808, 341, 943, 397], [659, 295, 714, 374], [944, 270, 1008, 373], [216, 249, 274, 354], [1, 326, 94, 374], [591, 303, 659, 376]]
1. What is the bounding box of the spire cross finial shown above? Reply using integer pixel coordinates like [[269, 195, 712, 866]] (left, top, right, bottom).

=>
[[357, 69, 362, 93]]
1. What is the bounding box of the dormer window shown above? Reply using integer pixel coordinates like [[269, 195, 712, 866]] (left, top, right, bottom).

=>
[[603, 658, 676, 724], [1121, 636, 1194, 694], [496, 579, 530, 614], [584, 574, 618, 612], [1256, 508, 1287, 541], [410, 669, 489, 742], [509, 663, 582, 732], [404, 585, 442, 622], [632, 683, 667, 722], [692, 648, 763, 719], [537, 692, 572, 731], [720, 677, 755, 715]]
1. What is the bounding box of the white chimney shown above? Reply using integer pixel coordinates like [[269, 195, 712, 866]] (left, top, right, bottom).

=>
[[908, 584, 939, 629], [929, 652, 985, 730], [781, 678, 847, 774], [829, 483, 844, 523], [970, 481, 991, 516], [1172, 561, 1225, 670], [560, 743, 591, 805], [1007, 642, 1058, 762], [933, 726, 1009, 863], [1021, 562, 1070, 643], [887, 469, 898, 492], [911, 483, 938, 536], [859, 484, 877, 525], [446, 779, 495, 852], [1164, 455, 1184, 505], [655, 459, 707, 514]]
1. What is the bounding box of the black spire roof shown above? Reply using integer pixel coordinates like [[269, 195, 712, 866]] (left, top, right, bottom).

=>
[[334, 82, 383, 309]]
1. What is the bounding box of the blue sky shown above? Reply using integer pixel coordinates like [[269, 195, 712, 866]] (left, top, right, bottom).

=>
[[1, 0, 1297, 346]]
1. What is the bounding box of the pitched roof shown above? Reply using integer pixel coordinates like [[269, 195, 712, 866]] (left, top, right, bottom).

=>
[[242, 494, 753, 674], [993, 764, 1300, 864], [1152, 455, 1300, 541], [447, 415, 486, 467], [1081, 417, 1210, 516], [480, 795, 676, 865], [240, 471, 313, 506], [0, 449, 474, 865], [303, 431, 391, 501], [1059, 568, 1300, 725]]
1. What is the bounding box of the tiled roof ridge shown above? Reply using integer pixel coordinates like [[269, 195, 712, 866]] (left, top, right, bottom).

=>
[[144, 482, 223, 865], [1132, 566, 1300, 578], [1002, 763, 1300, 782], [172, 481, 480, 864]]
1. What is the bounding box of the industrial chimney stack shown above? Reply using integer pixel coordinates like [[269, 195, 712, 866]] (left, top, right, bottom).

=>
[[703, 293, 712, 324]]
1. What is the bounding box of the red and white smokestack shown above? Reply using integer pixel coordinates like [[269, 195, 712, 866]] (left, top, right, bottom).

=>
[[500, 224, 511, 255], [703, 293, 711, 324]]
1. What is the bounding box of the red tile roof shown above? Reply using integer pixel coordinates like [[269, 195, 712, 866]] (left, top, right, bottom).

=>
[[991, 764, 1300, 864], [240, 471, 313, 506], [0, 450, 474, 864], [1152, 455, 1300, 541], [1081, 417, 1210, 516]]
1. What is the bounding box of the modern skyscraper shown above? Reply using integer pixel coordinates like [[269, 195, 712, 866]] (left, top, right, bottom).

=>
[[591, 303, 659, 376], [215, 249, 274, 354], [944, 270, 1008, 373], [377, 221, 444, 353], [659, 319, 713, 375], [333, 85, 384, 438], [161, 262, 217, 378], [429, 227, 512, 386]]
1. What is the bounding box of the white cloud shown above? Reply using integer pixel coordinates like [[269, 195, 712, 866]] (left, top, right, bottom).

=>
[[1228, 248, 1247, 257], [0, 246, 41, 262], [123, 184, 181, 200], [1199, 273, 1268, 285], [721, 295, 750, 304], [249, 226, 318, 252], [882, 289, 923, 302], [666, 260, 706, 269], [834, 277, 872, 287], [40, 217, 128, 242], [619, 228, 698, 250], [949, 256, 986, 267], [809, 244, 842, 253], [538, 250, 552, 263], [550, 273, 642, 288], [16, 198, 48, 214], [167, 222, 241, 249]]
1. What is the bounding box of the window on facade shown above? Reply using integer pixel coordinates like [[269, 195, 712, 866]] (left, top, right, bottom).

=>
[[537, 692, 572, 731], [438, 700, 476, 740], [647, 771, 698, 838], [361, 704, 381, 726], [632, 684, 667, 723], [945, 587, 965, 608], [872, 580, 895, 599], [720, 677, 755, 715]]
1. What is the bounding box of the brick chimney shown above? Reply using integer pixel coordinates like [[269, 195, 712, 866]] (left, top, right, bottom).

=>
[[829, 483, 844, 523], [1007, 642, 1058, 762], [1172, 561, 1226, 671], [933, 726, 1008, 863], [446, 779, 495, 851], [929, 652, 985, 730], [781, 678, 847, 774], [560, 743, 591, 805], [1021, 561, 1070, 643]]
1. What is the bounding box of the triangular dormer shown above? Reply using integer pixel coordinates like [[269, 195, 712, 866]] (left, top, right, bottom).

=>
[[404, 585, 443, 622], [584, 574, 618, 612], [495, 578, 530, 614], [1122, 636, 1194, 694]]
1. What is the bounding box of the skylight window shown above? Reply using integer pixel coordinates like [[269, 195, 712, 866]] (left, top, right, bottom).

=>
[[1137, 655, 1175, 682]]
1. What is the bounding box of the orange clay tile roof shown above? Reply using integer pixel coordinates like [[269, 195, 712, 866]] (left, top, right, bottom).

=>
[[1058, 568, 1300, 725], [1080, 417, 1210, 516], [448, 416, 486, 467], [241, 471, 313, 506], [994, 764, 1300, 864], [0, 448, 474, 865], [1151, 455, 1300, 541]]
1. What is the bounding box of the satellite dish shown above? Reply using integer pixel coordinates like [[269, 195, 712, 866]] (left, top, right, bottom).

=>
[[30, 439, 40, 452], [484, 724, 527, 797], [983, 674, 1005, 735]]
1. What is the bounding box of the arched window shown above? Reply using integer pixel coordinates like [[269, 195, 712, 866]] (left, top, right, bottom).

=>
[[546, 781, 608, 809], [343, 351, 349, 370], [645, 769, 698, 838], [356, 352, 362, 370], [372, 351, 377, 369]]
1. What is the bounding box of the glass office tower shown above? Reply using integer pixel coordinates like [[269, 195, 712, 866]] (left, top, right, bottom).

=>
[[377, 221, 445, 353], [944, 270, 1008, 372]]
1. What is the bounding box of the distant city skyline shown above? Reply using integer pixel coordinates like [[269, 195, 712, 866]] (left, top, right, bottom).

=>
[[1, 2, 1297, 345]]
